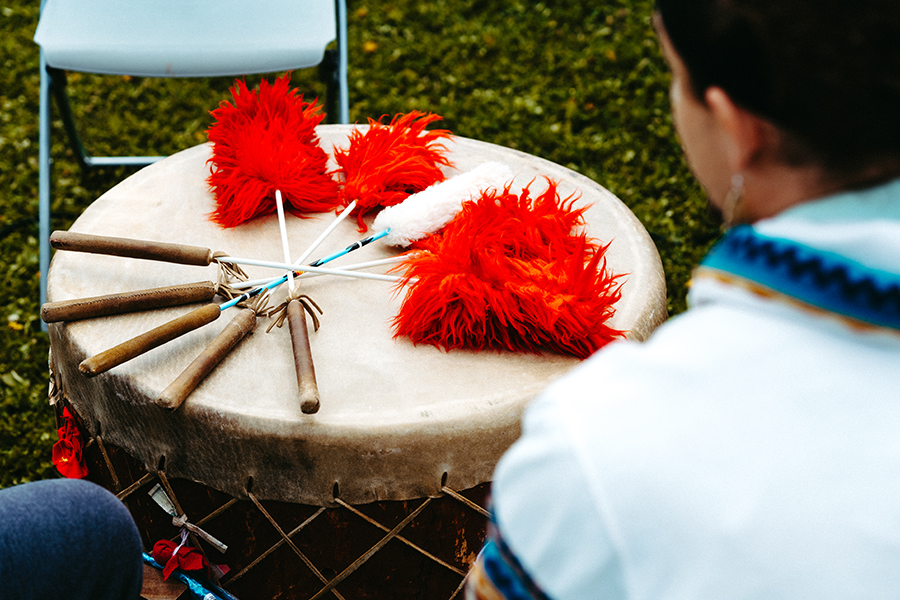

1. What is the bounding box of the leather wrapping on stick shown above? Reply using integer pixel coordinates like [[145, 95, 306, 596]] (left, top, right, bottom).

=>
[[286, 299, 320, 414], [41, 281, 219, 323], [50, 230, 215, 266], [79, 303, 222, 377], [157, 308, 257, 411]]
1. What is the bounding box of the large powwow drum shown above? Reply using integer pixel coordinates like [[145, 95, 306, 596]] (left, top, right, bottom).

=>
[[46, 127, 667, 599]]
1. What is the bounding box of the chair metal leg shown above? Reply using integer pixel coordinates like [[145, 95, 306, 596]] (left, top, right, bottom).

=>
[[39, 52, 52, 330], [336, 0, 349, 124], [47, 66, 89, 170], [48, 65, 163, 169], [320, 50, 339, 124]]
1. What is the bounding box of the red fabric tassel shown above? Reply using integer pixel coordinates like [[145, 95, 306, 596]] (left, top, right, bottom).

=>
[[206, 74, 341, 227], [393, 180, 625, 358], [52, 407, 88, 479], [152, 539, 210, 581], [333, 111, 453, 230]]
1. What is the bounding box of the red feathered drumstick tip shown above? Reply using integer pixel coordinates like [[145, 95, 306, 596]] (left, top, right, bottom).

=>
[[333, 111, 453, 231], [206, 73, 341, 228], [392, 180, 625, 358]]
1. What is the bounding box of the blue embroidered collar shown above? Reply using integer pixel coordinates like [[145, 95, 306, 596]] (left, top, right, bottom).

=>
[[700, 225, 900, 331]]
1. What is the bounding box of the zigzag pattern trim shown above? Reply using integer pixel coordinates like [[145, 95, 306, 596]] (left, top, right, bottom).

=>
[[701, 225, 900, 331]]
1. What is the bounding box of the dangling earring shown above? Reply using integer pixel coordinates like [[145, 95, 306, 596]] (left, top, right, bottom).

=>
[[722, 173, 744, 229]]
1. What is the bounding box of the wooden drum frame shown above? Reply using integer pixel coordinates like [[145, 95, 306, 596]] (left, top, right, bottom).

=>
[[46, 126, 667, 599]]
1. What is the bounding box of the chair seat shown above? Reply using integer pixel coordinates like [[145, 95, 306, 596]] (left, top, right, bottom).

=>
[[34, 0, 337, 77]]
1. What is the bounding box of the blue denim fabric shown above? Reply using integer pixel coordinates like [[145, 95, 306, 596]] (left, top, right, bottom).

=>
[[0, 478, 142, 600]]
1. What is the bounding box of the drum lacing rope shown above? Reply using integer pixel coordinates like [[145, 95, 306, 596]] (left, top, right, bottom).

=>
[[156, 469, 222, 585], [438, 486, 493, 600], [93, 435, 121, 493], [77, 420, 492, 600], [246, 491, 348, 600], [334, 498, 465, 575], [47, 389, 236, 586], [308, 498, 438, 600], [115, 470, 238, 557], [441, 485, 492, 519], [226, 506, 326, 584], [116, 472, 156, 502], [263, 291, 324, 333], [227, 483, 490, 600]]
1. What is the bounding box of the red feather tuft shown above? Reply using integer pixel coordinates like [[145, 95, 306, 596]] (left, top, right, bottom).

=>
[[392, 180, 625, 358], [206, 74, 341, 227], [333, 111, 453, 231]]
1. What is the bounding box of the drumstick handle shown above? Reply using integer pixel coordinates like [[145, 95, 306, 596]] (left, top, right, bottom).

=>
[[287, 299, 320, 414], [79, 304, 222, 377], [50, 230, 214, 266], [156, 308, 256, 410], [41, 281, 219, 323]]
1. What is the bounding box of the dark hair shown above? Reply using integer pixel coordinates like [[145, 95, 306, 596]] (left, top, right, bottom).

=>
[[656, 0, 900, 180]]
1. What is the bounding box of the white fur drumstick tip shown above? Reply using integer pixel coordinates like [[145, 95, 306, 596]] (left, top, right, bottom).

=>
[[373, 161, 514, 247]]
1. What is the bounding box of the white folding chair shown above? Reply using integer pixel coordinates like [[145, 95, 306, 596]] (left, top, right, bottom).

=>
[[34, 0, 349, 320]]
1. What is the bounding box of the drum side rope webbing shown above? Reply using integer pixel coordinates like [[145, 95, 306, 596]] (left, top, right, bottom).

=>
[[56, 380, 492, 600], [442, 485, 492, 519], [227, 487, 490, 600], [117, 466, 491, 600], [93, 435, 121, 492], [192, 497, 241, 530], [116, 472, 156, 502], [157, 468, 221, 586], [226, 506, 327, 585], [335, 497, 465, 576], [247, 491, 348, 600], [308, 498, 436, 600]]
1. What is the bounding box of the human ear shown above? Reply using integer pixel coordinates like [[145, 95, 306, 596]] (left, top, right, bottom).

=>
[[704, 87, 768, 173]]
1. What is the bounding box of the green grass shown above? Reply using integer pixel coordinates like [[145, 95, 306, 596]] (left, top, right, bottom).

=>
[[0, 0, 720, 488]]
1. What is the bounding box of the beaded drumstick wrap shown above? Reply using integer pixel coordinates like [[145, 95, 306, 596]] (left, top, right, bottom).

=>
[[697, 225, 900, 332]]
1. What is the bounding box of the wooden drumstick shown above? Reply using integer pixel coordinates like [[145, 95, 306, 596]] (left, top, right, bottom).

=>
[[41, 281, 219, 323], [51, 230, 218, 266], [156, 308, 257, 410], [79, 304, 222, 377], [286, 294, 320, 414], [78, 260, 291, 378], [274, 190, 321, 415]]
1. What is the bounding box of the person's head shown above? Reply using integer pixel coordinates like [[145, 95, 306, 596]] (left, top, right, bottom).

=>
[[654, 0, 900, 223]]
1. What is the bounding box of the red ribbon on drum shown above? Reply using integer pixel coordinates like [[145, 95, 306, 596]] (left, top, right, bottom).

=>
[[153, 531, 211, 581]]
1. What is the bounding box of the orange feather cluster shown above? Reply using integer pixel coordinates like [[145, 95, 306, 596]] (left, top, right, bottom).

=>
[[333, 111, 453, 230], [206, 74, 340, 227], [392, 180, 625, 358]]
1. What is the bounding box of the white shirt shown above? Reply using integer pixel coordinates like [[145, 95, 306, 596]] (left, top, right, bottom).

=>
[[490, 179, 900, 599]]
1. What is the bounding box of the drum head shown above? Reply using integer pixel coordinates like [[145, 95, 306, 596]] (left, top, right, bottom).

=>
[[47, 127, 666, 505]]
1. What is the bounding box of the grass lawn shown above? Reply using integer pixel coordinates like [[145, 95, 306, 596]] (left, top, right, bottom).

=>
[[0, 0, 719, 488]]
